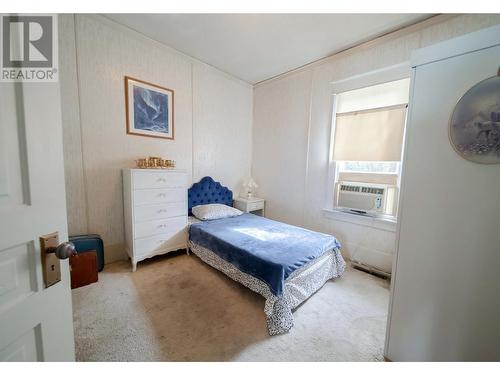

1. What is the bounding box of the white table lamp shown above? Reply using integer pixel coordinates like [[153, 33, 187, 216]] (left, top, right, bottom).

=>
[[243, 177, 258, 199]]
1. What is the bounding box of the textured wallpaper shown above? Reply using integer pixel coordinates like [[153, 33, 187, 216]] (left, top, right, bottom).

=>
[[252, 14, 500, 272], [59, 15, 253, 263]]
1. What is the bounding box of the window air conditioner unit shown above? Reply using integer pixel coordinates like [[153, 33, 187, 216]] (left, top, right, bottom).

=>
[[336, 182, 396, 215]]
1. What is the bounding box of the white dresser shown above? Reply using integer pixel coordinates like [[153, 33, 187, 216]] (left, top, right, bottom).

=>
[[122, 169, 188, 271]]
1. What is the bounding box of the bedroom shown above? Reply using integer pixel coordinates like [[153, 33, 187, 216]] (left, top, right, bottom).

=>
[[1, 0, 500, 369]]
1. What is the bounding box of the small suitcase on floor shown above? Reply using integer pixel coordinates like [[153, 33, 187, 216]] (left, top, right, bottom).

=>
[[69, 234, 105, 272], [70, 251, 98, 289]]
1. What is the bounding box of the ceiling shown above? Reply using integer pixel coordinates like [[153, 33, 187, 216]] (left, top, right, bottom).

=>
[[105, 14, 432, 84]]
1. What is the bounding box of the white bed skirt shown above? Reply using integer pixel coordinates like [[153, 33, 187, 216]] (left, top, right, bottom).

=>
[[187, 240, 346, 335]]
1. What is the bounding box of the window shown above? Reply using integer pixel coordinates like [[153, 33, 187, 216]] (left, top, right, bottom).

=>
[[328, 77, 410, 219]]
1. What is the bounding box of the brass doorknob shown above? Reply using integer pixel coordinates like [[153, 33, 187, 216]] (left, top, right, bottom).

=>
[[46, 242, 77, 260]]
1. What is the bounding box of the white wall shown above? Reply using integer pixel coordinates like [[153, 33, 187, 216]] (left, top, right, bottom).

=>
[[192, 63, 253, 196], [386, 26, 500, 361], [253, 69, 312, 227], [59, 15, 253, 263], [252, 14, 500, 273]]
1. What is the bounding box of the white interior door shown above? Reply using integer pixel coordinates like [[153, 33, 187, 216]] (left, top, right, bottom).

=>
[[0, 78, 75, 360]]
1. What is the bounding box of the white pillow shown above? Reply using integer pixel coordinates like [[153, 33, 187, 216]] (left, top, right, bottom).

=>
[[192, 203, 243, 221]]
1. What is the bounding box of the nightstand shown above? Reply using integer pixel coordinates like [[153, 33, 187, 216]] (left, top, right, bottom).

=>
[[234, 197, 265, 217]]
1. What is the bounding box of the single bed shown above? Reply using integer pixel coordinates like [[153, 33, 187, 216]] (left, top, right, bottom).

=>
[[187, 177, 346, 335]]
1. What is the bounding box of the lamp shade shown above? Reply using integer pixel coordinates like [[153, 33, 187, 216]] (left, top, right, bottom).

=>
[[244, 177, 258, 189]]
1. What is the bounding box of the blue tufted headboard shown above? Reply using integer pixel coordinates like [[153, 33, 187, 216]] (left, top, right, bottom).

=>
[[188, 176, 233, 215]]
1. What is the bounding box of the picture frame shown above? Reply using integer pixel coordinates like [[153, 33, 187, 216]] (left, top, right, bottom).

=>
[[449, 74, 500, 164], [124, 76, 174, 140]]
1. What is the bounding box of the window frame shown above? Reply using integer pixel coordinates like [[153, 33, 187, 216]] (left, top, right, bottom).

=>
[[324, 63, 410, 226]]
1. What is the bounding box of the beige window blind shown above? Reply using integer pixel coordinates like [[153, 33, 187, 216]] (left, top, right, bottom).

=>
[[332, 104, 407, 162]]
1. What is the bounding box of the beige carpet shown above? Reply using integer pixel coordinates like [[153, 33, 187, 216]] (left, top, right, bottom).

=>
[[72, 251, 390, 361]]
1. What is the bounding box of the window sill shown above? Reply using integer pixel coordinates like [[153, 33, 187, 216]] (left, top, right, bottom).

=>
[[322, 208, 397, 232]]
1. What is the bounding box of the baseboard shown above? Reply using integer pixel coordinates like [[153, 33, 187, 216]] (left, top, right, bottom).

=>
[[104, 243, 128, 264], [351, 260, 391, 279]]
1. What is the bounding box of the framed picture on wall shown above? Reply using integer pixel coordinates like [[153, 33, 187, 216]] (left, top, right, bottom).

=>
[[124, 76, 174, 140], [449, 74, 500, 164]]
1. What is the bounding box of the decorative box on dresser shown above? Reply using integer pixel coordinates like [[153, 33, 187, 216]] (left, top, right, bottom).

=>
[[122, 169, 188, 271]]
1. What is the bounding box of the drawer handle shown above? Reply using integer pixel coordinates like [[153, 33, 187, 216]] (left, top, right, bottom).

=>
[[157, 209, 167, 213], [156, 178, 166, 183], [157, 193, 166, 198], [156, 240, 164, 244], [157, 224, 167, 228]]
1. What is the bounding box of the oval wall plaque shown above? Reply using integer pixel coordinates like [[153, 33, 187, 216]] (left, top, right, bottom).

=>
[[449, 74, 500, 164]]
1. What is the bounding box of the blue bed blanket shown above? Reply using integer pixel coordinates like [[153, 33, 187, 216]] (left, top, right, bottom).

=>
[[189, 213, 341, 296]]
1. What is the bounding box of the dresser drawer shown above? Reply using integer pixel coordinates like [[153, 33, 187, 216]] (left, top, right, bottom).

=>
[[134, 231, 187, 257], [133, 171, 187, 190], [134, 216, 187, 239], [247, 201, 264, 211], [134, 202, 186, 222], [133, 188, 186, 206]]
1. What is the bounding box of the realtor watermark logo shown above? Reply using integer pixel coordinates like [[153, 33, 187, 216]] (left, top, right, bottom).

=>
[[1, 14, 58, 82]]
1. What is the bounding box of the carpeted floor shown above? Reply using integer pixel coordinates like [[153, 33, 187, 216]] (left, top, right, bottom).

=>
[[72, 251, 390, 361]]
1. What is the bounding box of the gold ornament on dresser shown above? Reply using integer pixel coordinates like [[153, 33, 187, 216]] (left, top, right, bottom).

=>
[[135, 157, 176, 169]]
